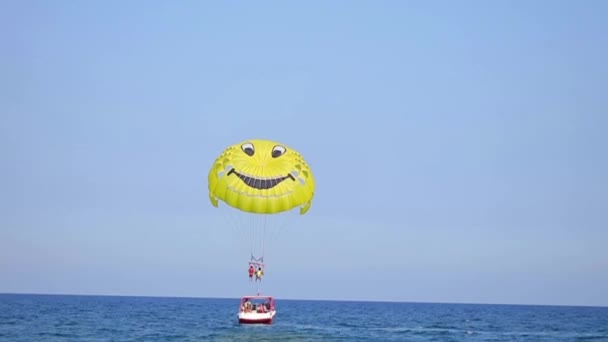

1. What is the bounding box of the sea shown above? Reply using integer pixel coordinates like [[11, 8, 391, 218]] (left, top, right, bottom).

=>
[[1, 294, 607, 341]]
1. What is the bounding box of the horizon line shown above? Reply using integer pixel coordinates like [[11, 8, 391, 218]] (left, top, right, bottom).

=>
[[1, 291, 605, 309]]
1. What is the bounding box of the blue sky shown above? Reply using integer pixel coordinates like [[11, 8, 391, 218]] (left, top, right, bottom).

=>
[[1, 1, 607, 306]]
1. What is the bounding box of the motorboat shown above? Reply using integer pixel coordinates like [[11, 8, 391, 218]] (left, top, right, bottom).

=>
[[238, 295, 276, 324]]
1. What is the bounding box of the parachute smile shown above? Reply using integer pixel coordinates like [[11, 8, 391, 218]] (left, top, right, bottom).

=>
[[227, 168, 295, 190]]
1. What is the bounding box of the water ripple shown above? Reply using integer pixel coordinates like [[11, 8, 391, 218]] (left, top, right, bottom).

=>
[[0, 294, 606, 341]]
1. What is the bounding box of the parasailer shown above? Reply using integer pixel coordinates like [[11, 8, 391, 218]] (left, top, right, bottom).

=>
[[256, 267, 264, 282], [248, 265, 255, 282]]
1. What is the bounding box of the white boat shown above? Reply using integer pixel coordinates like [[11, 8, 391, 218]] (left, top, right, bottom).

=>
[[238, 295, 276, 324]]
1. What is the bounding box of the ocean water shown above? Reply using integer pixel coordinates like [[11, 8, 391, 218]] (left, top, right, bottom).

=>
[[1, 294, 607, 341]]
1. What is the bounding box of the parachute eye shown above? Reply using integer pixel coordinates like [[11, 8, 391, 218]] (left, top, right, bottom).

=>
[[241, 143, 255, 156], [272, 145, 286, 158]]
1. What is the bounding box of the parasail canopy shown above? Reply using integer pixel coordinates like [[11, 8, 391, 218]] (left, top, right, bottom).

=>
[[208, 139, 315, 215]]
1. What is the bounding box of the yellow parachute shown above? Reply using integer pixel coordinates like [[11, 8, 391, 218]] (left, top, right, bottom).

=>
[[208, 139, 315, 274], [208, 139, 315, 215]]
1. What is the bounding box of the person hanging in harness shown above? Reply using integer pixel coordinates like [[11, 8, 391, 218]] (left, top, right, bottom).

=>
[[255, 267, 264, 282], [248, 265, 255, 282]]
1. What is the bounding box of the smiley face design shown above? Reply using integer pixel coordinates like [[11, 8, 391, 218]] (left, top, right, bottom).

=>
[[208, 139, 315, 214]]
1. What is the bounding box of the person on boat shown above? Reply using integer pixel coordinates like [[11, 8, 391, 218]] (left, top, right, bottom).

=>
[[248, 265, 255, 282], [255, 267, 264, 282], [242, 300, 252, 312]]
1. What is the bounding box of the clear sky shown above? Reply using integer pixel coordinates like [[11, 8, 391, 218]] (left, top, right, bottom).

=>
[[1, 1, 607, 307]]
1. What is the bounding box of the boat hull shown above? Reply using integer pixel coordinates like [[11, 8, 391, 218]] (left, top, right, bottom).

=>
[[238, 310, 276, 324]]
